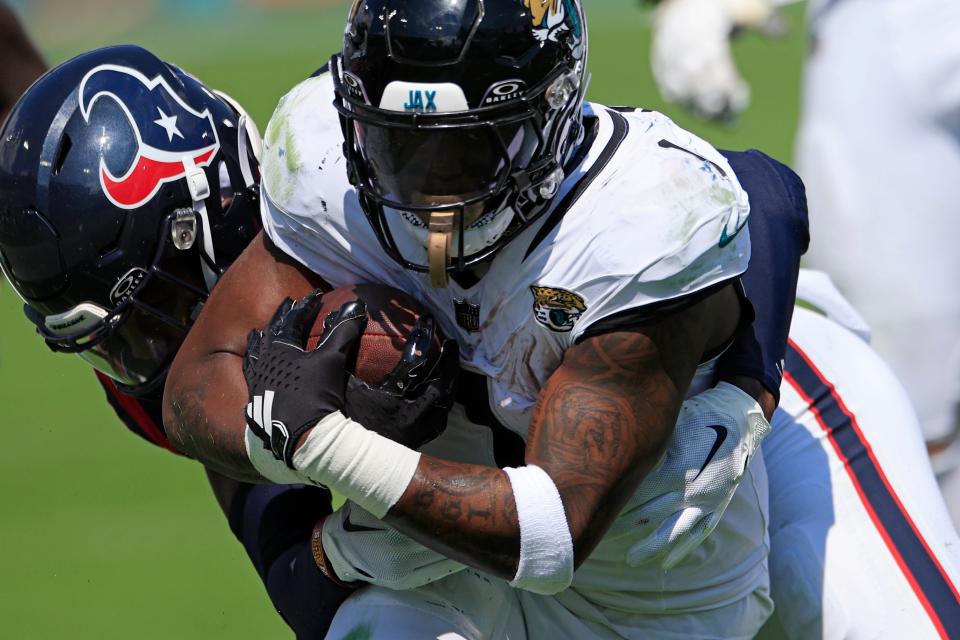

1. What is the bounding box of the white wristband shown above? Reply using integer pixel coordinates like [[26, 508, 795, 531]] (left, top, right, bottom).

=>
[[292, 411, 421, 518], [504, 465, 574, 595]]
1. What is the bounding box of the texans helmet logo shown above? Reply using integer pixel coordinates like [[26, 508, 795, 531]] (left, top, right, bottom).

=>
[[79, 64, 220, 209]]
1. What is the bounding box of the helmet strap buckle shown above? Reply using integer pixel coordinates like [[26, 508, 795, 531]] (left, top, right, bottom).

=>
[[171, 208, 198, 251], [185, 165, 211, 202], [428, 211, 454, 288]]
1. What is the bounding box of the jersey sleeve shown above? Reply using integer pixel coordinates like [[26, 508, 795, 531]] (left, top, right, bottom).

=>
[[561, 111, 751, 344]]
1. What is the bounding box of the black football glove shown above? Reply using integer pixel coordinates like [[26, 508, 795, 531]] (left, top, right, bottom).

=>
[[344, 314, 459, 449], [244, 290, 367, 467]]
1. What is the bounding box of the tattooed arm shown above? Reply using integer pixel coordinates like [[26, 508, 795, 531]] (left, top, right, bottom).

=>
[[163, 232, 328, 481], [383, 284, 741, 578]]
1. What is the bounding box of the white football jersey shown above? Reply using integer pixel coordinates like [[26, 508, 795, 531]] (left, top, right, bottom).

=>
[[261, 71, 765, 613]]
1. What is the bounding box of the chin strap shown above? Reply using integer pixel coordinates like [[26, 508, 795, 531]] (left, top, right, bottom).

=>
[[214, 89, 263, 188], [428, 211, 453, 288], [182, 156, 218, 291]]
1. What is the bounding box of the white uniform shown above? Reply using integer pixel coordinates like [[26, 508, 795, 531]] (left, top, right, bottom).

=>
[[261, 72, 773, 638], [757, 271, 960, 639], [796, 0, 960, 523]]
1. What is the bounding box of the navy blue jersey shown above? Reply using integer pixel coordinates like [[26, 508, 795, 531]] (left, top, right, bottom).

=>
[[717, 149, 810, 402]]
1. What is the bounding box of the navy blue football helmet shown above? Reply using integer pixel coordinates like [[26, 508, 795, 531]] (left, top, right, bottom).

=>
[[332, 0, 588, 285], [0, 45, 261, 392]]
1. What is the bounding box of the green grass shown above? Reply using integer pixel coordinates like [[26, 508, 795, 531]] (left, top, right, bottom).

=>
[[0, 2, 807, 637]]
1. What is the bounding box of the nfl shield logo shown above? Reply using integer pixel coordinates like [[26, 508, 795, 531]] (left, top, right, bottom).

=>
[[454, 298, 481, 333]]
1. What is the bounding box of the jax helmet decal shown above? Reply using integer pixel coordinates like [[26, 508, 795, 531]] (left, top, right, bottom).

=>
[[78, 64, 220, 209], [334, 0, 589, 285]]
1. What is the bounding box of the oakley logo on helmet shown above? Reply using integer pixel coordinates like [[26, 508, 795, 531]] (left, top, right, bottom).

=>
[[342, 71, 368, 103], [78, 64, 220, 210], [482, 80, 527, 106], [109, 267, 148, 306]]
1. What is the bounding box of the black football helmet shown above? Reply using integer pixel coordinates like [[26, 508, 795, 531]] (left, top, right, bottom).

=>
[[333, 0, 588, 286], [0, 45, 261, 393]]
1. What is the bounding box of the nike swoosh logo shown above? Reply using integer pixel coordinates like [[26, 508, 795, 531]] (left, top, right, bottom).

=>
[[341, 515, 384, 533], [694, 425, 728, 480], [719, 213, 749, 248]]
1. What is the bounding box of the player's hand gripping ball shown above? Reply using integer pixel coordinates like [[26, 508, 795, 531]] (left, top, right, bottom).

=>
[[243, 286, 459, 467]]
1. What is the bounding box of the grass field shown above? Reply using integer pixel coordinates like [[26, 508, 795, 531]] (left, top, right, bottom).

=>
[[0, 2, 807, 637]]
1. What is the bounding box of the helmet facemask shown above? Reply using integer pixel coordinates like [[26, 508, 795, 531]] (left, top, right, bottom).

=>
[[333, 10, 588, 287], [22, 209, 209, 388]]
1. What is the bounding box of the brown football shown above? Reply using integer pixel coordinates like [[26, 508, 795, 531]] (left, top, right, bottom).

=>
[[306, 284, 439, 385]]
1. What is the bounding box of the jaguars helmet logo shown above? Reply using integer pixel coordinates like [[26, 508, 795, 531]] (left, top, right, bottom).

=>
[[531, 286, 587, 333], [523, 0, 583, 48]]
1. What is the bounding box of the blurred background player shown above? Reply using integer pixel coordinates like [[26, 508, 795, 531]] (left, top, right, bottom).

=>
[[649, 0, 960, 528], [759, 270, 960, 639]]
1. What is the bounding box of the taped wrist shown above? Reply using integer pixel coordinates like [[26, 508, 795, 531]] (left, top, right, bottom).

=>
[[504, 465, 574, 595], [292, 411, 421, 518], [245, 426, 305, 484]]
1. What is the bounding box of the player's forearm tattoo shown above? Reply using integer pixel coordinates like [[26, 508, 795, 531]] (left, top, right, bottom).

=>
[[528, 328, 694, 562], [391, 458, 520, 578], [387, 322, 702, 576]]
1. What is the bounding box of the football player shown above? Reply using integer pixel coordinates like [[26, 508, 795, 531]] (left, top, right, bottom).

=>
[[0, 45, 390, 637], [650, 0, 960, 527], [0, 42, 802, 638], [163, 1, 799, 636]]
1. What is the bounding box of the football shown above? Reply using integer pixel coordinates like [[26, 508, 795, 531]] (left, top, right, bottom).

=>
[[306, 284, 440, 385]]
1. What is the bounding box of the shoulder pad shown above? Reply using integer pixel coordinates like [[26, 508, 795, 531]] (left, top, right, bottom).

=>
[[578, 109, 749, 279], [261, 73, 343, 216]]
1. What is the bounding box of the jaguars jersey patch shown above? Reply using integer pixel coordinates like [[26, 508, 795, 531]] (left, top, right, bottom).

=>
[[530, 286, 587, 333]]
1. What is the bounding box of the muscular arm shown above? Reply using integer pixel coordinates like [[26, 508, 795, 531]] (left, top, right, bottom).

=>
[[166, 231, 742, 576], [385, 286, 740, 577], [162, 232, 327, 481]]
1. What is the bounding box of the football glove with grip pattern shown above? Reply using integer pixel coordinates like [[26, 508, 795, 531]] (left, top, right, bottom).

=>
[[244, 290, 458, 468], [244, 291, 366, 467], [345, 314, 460, 450]]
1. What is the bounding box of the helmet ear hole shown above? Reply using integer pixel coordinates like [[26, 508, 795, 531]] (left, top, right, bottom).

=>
[[53, 134, 72, 176], [97, 228, 123, 261]]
